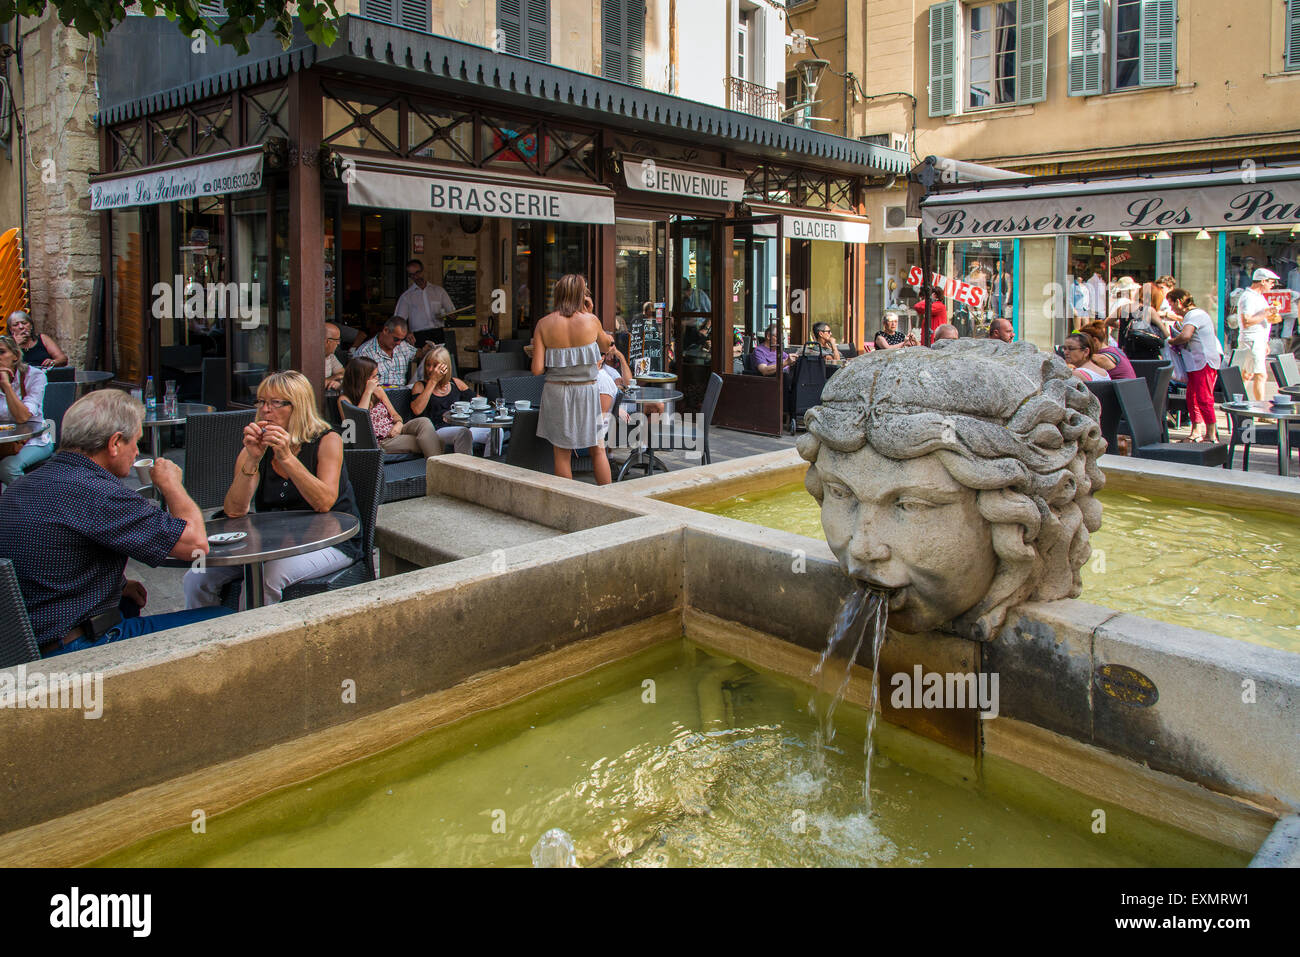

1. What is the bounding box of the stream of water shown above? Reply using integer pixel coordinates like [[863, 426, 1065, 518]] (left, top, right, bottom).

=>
[[808, 586, 890, 812]]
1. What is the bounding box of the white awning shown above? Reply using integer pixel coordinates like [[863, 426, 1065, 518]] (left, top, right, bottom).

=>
[[89, 146, 264, 211], [340, 153, 615, 225], [920, 165, 1300, 239], [622, 155, 745, 202], [747, 203, 870, 243]]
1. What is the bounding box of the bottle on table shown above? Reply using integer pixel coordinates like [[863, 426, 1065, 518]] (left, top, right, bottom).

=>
[[144, 376, 157, 415]]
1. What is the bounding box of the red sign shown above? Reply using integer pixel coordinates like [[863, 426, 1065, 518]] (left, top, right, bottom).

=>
[[1264, 290, 1295, 312], [907, 266, 988, 310]]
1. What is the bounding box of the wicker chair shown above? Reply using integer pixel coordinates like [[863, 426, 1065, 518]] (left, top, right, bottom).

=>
[[503, 409, 553, 473], [0, 558, 40, 666], [499, 373, 546, 409], [339, 398, 427, 502], [182, 409, 257, 511], [281, 448, 384, 600]]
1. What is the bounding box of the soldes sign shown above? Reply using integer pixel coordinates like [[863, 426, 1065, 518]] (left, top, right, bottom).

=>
[[907, 266, 988, 309]]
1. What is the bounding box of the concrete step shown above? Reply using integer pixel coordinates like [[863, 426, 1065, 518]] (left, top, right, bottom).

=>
[[376, 493, 562, 574]]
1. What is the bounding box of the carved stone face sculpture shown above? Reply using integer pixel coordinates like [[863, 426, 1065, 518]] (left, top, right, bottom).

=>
[[797, 340, 1106, 642]]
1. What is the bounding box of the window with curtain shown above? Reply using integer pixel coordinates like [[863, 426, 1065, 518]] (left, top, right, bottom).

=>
[[928, 0, 1045, 117], [1067, 0, 1175, 96], [967, 1, 1018, 108]]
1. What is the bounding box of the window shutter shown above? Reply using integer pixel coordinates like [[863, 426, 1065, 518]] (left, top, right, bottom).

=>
[[603, 0, 644, 85], [498, 0, 523, 55], [199, 1, 224, 17], [398, 0, 428, 31], [1289, 0, 1300, 71], [360, 0, 395, 24], [1139, 0, 1176, 86], [1067, 0, 1104, 96], [927, 0, 956, 117], [1016, 0, 1048, 103], [524, 0, 550, 62]]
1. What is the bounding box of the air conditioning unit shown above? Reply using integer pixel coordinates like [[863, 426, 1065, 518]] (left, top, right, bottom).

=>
[[884, 205, 918, 230], [860, 132, 909, 154]]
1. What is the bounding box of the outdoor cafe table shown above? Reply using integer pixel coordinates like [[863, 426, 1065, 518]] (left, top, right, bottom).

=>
[[1281, 385, 1300, 399], [141, 402, 215, 459], [1222, 400, 1300, 478], [74, 370, 114, 387], [443, 410, 513, 456], [616, 387, 684, 480], [0, 420, 51, 445], [166, 510, 359, 608]]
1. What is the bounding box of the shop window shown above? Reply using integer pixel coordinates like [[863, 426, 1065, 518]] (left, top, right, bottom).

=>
[[928, 0, 1045, 117], [1225, 229, 1299, 343], [408, 104, 473, 164], [193, 102, 234, 156], [1067, 0, 1175, 96], [497, 0, 550, 62], [230, 194, 270, 406], [111, 122, 145, 171], [158, 197, 228, 364], [338, 209, 406, 337], [323, 87, 402, 155], [541, 223, 590, 312], [481, 115, 542, 174], [150, 112, 192, 164], [809, 241, 847, 343], [244, 87, 290, 144], [945, 240, 1014, 338], [111, 210, 146, 385], [602, 0, 645, 86]]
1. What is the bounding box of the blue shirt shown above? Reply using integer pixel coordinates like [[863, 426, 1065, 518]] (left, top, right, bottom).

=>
[[0, 451, 186, 646]]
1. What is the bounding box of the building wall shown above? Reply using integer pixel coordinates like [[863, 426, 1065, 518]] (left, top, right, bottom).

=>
[[16, 13, 101, 365], [0, 23, 25, 273]]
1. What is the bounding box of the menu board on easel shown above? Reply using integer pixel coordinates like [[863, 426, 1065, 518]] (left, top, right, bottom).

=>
[[441, 256, 478, 314]]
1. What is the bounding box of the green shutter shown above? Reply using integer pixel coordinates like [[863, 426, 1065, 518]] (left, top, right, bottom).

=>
[[360, 0, 394, 24], [603, 0, 644, 85], [498, 0, 523, 55], [1017, 0, 1048, 103], [1287, 0, 1300, 71], [524, 0, 550, 62], [928, 0, 956, 117], [1067, 0, 1104, 96], [398, 0, 428, 31], [1139, 0, 1176, 86]]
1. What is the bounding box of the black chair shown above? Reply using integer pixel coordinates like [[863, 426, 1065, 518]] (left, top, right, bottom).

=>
[[1268, 353, 1299, 389], [1129, 360, 1174, 441], [182, 409, 257, 510], [479, 351, 525, 374], [41, 381, 77, 444], [0, 557, 40, 666], [281, 448, 384, 601], [500, 373, 546, 409], [659, 372, 723, 465], [787, 351, 827, 433], [503, 409, 553, 473], [1220, 365, 1300, 471], [339, 398, 427, 502], [499, 339, 528, 358], [384, 386, 414, 421], [1084, 380, 1122, 456], [1113, 378, 1228, 467], [741, 351, 762, 376], [200, 357, 229, 411], [45, 366, 75, 382]]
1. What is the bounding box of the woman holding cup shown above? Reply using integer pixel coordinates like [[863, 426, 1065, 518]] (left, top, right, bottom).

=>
[[409, 346, 482, 454]]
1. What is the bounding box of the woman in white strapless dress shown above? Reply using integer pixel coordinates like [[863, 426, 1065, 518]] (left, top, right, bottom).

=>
[[532, 274, 614, 484]]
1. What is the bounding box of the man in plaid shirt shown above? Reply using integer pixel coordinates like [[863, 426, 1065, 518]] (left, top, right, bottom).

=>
[[354, 317, 417, 387]]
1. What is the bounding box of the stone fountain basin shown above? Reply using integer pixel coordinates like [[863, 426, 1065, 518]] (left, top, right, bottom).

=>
[[0, 453, 1295, 866]]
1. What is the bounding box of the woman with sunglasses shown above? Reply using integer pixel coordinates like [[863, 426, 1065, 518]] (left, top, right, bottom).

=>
[[183, 370, 361, 608]]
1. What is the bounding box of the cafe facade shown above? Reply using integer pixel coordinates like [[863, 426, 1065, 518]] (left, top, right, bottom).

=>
[[91, 16, 909, 435]]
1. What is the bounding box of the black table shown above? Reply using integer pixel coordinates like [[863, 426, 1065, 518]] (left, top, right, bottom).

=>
[[74, 370, 115, 387], [1222, 401, 1300, 478], [616, 387, 684, 481], [0, 420, 51, 445], [181, 510, 359, 608]]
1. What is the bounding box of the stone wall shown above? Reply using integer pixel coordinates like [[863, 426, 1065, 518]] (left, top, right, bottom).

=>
[[18, 13, 99, 365]]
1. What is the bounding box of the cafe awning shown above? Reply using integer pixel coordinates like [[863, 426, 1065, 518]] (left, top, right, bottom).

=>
[[920, 165, 1300, 240], [88, 145, 265, 211], [336, 152, 616, 225]]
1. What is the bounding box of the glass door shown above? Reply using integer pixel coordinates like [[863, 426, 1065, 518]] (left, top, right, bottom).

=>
[[713, 216, 784, 435], [670, 217, 716, 413]]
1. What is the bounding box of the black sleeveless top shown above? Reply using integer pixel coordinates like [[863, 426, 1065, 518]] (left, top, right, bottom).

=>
[[418, 380, 476, 425], [21, 337, 53, 367], [255, 430, 362, 561]]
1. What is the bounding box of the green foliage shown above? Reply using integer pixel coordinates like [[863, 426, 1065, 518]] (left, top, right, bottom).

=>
[[0, 1, 341, 54]]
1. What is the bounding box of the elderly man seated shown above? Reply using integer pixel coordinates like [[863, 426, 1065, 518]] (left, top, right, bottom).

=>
[[353, 317, 417, 387], [0, 390, 232, 657]]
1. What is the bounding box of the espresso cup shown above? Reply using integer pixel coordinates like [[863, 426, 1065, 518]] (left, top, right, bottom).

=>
[[514, 400, 531, 411], [133, 458, 155, 487], [1232, 393, 1245, 403], [470, 397, 489, 409]]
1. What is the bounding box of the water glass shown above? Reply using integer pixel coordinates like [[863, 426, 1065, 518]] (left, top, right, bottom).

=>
[[130, 388, 143, 403]]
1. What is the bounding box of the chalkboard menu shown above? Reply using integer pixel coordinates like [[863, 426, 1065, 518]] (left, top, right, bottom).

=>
[[630, 314, 664, 376], [441, 256, 478, 313]]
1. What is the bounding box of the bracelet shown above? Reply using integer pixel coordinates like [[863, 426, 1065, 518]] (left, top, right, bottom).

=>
[[240, 464, 259, 477]]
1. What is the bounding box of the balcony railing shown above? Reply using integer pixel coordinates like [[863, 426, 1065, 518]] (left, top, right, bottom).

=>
[[727, 76, 780, 122]]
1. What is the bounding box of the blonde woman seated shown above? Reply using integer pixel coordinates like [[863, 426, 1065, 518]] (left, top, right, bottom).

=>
[[184, 371, 362, 608], [338, 357, 443, 458], [408, 346, 483, 455]]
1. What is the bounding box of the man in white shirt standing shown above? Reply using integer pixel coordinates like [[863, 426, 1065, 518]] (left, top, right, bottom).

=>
[[394, 259, 456, 347], [1237, 267, 1281, 401]]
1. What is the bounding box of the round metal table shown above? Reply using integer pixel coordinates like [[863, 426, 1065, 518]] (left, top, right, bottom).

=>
[[443, 410, 514, 456], [184, 510, 360, 608], [0, 419, 51, 445], [74, 370, 115, 387], [1280, 384, 1300, 399], [141, 402, 216, 459], [1222, 401, 1300, 478], [635, 371, 678, 386], [616, 387, 684, 481]]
